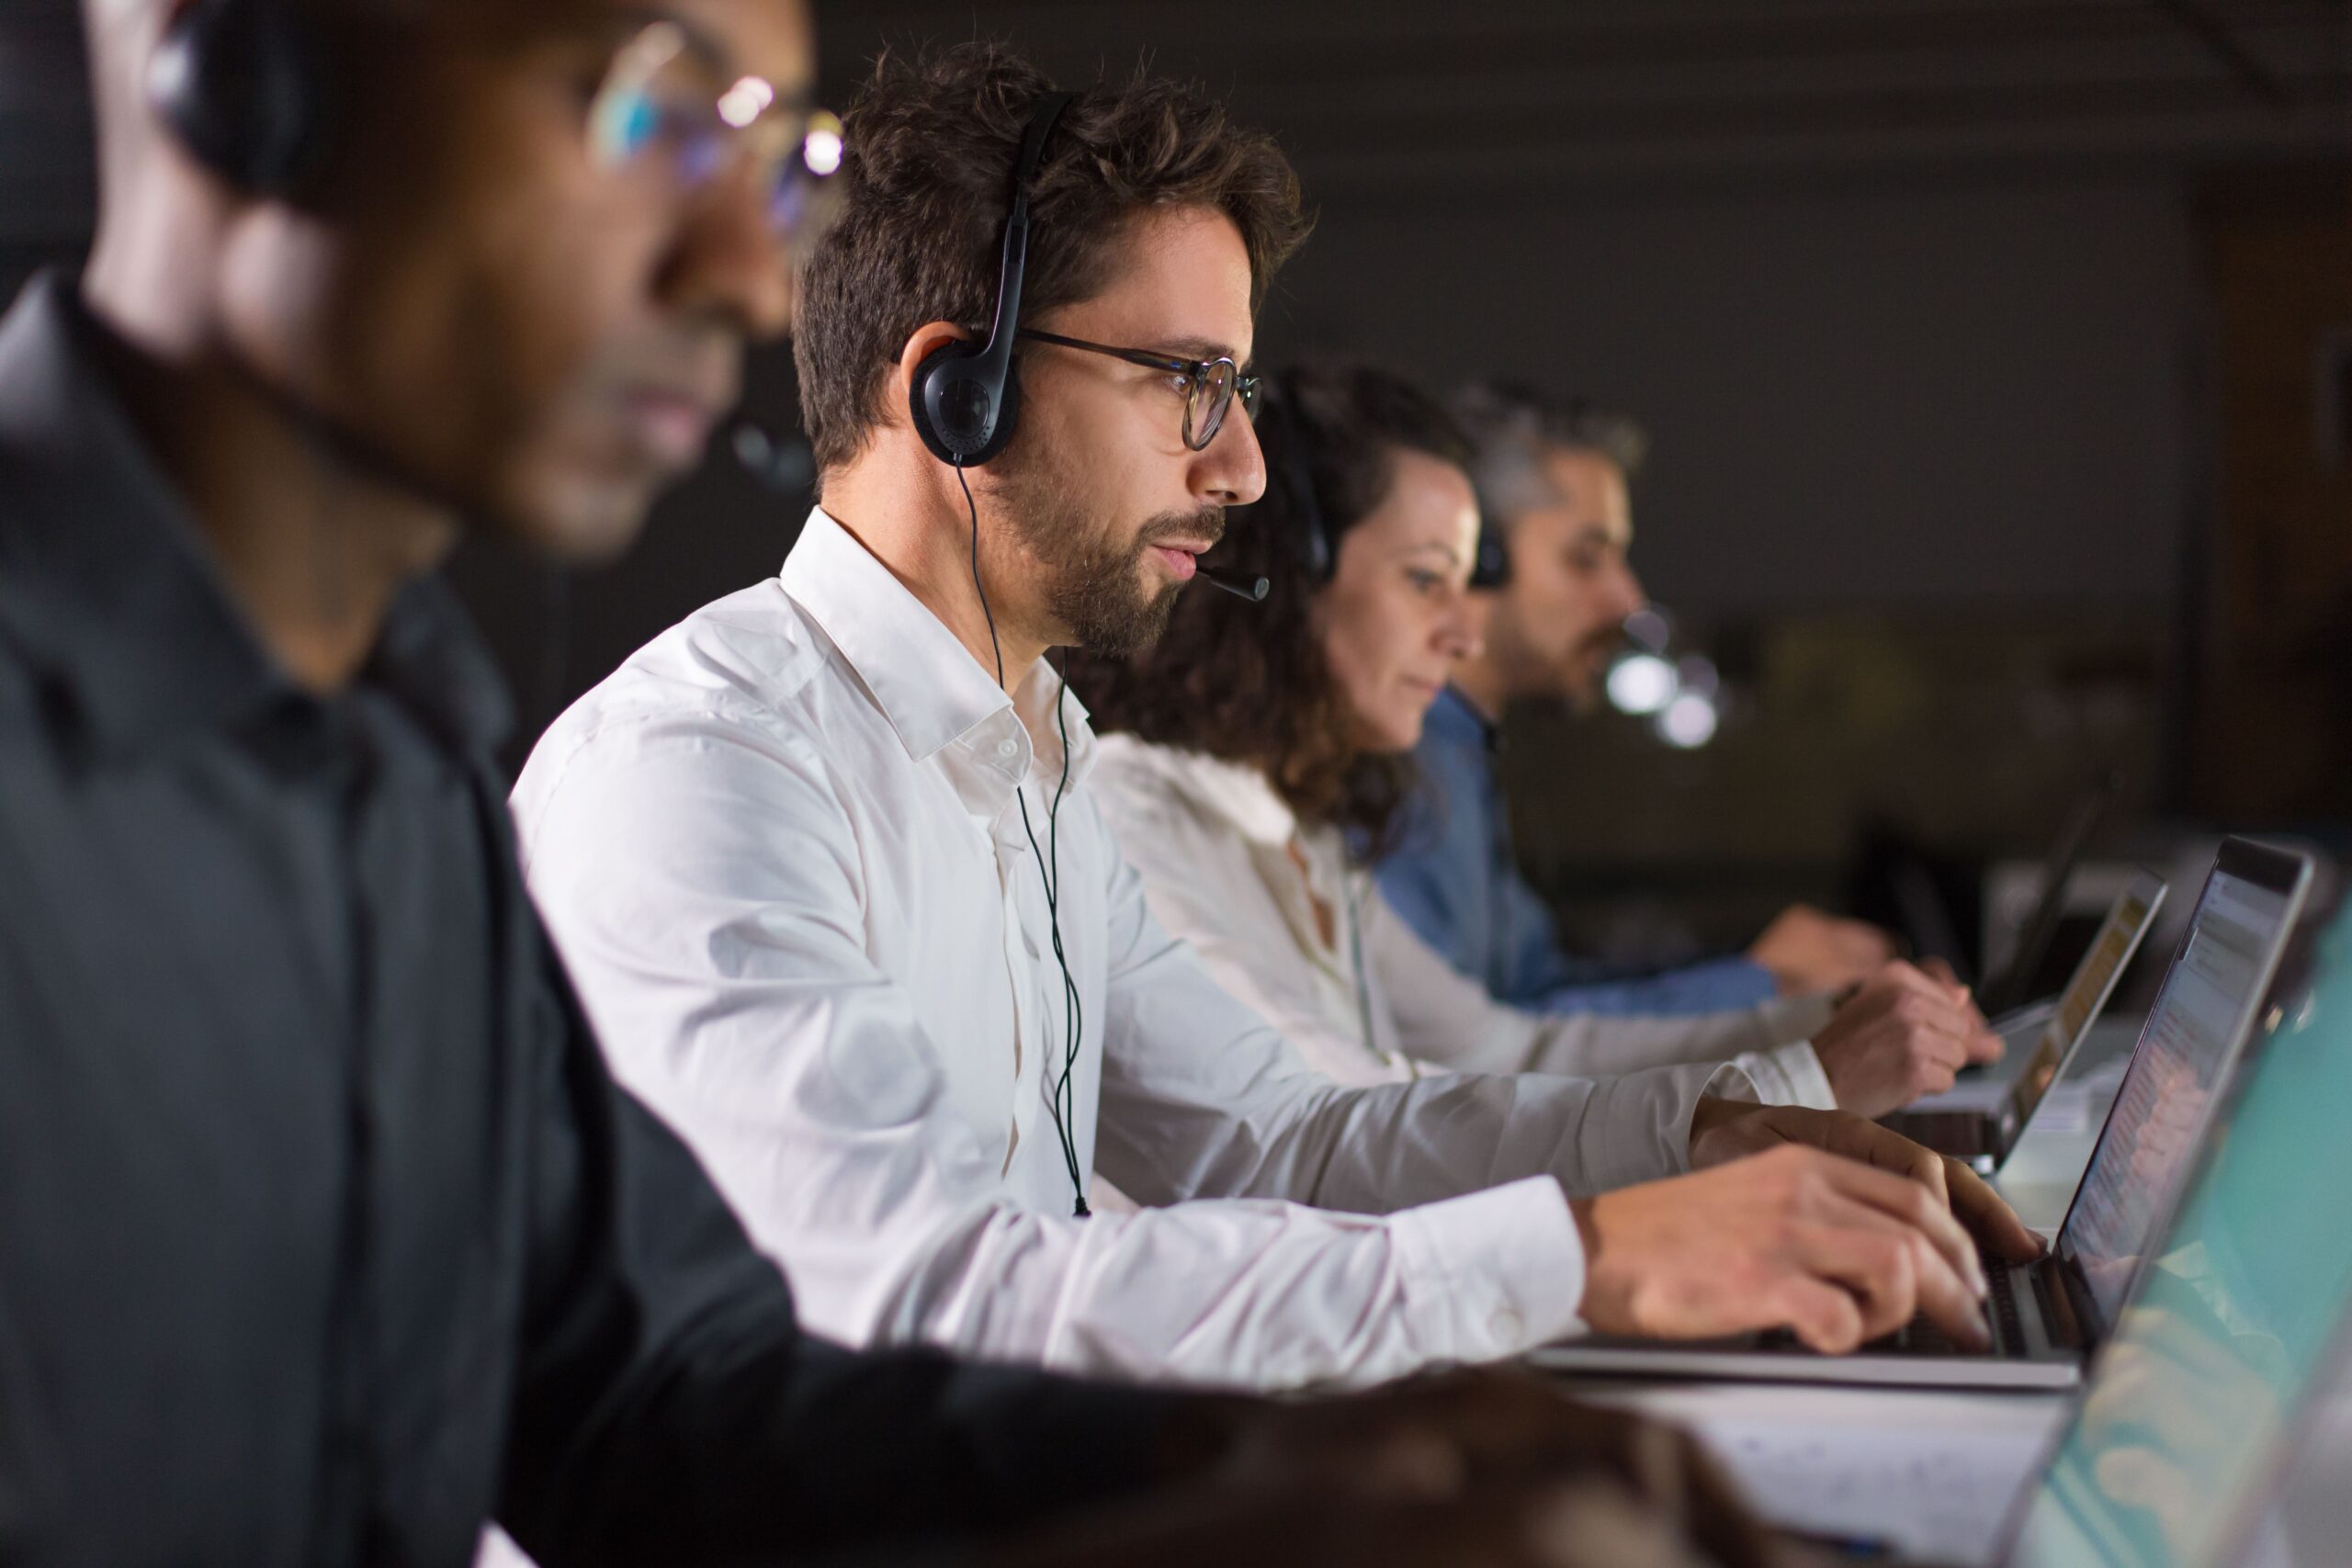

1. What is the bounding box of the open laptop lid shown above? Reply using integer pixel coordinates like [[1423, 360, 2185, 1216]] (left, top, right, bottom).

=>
[[1995, 871, 2169, 1140], [1980, 770, 2123, 1017], [1998, 883, 2346, 1568], [2041, 839, 2314, 1350]]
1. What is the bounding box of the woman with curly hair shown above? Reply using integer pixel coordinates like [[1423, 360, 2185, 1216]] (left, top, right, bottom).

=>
[[1063, 361, 1842, 1101]]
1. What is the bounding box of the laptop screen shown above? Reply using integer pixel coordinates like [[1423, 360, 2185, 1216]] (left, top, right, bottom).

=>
[[2007, 900, 2348, 1568], [2003, 877, 2164, 1130], [2055, 860, 2297, 1325]]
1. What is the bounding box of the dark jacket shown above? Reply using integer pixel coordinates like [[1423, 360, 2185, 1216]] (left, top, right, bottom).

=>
[[0, 274, 1177, 1568]]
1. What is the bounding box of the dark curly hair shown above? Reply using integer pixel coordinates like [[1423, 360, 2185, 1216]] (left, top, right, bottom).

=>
[[1067, 361, 1470, 857], [794, 41, 1312, 475]]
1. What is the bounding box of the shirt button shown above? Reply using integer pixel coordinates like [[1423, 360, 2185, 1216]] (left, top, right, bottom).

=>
[[1489, 1306, 1524, 1342], [996, 739, 1019, 760]]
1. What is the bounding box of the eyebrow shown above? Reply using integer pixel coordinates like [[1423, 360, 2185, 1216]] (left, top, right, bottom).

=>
[[1153, 335, 1246, 366], [601, 6, 815, 105], [1398, 539, 1465, 567], [593, 7, 729, 71]]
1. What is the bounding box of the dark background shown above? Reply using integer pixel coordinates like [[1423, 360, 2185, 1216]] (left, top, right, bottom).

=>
[[5, 0, 2346, 970]]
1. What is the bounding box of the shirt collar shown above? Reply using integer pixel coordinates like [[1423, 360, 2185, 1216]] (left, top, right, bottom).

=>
[[780, 505, 1098, 814], [1425, 684, 1497, 752], [1100, 735, 1300, 848], [0, 272, 511, 761]]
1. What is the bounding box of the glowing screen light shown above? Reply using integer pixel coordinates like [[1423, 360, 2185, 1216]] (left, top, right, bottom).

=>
[[803, 117, 845, 176], [1657, 691, 1720, 749], [1607, 652, 1679, 716], [1623, 605, 1672, 653], [718, 76, 775, 129]]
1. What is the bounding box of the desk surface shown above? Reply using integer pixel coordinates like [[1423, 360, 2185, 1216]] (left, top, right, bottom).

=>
[[1554, 1014, 2146, 1566]]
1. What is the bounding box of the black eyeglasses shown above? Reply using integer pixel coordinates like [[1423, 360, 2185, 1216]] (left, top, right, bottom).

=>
[[1017, 329, 1260, 452]]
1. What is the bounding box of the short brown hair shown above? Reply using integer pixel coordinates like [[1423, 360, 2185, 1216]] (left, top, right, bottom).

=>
[[794, 42, 1312, 475], [1067, 361, 1470, 855]]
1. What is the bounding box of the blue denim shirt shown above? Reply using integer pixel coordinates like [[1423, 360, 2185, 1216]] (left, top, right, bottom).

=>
[[1375, 688, 1777, 1017]]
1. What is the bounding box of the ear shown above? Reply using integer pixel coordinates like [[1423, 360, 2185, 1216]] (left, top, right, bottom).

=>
[[894, 320, 974, 397]]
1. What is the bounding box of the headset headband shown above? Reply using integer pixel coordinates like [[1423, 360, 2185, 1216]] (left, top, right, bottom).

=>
[[907, 90, 1074, 467], [964, 93, 1072, 410]]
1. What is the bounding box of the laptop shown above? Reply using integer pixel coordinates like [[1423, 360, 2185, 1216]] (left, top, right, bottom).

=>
[[1883, 871, 2166, 1174], [1986, 889, 2352, 1567], [1744, 894, 2348, 1566], [1532, 838, 2313, 1391], [1977, 771, 2124, 1020]]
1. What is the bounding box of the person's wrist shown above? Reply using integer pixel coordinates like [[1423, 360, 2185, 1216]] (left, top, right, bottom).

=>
[[1568, 1195, 1622, 1332], [1816, 1054, 1851, 1109], [1684, 1094, 1750, 1165]]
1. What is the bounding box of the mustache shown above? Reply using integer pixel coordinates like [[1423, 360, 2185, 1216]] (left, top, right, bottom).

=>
[[1133, 506, 1227, 552], [1577, 622, 1632, 661]]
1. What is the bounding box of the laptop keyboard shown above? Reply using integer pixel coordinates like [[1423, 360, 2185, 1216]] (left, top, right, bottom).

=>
[[1878, 1256, 2025, 1357], [1756, 1249, 2027, 1357]]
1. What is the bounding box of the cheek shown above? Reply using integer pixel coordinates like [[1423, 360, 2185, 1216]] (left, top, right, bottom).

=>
[[1028, 386, 1130, 507], [1331, 593, 1418, 694], [1317, 596, 1380, 702], [1524, 574, 1594, 643]]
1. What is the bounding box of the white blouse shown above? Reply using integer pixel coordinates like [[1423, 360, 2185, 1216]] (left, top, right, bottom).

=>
[[1088, 736, 1838, 1101]]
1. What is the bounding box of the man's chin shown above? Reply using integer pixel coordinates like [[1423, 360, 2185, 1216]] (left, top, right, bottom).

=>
[[1069, 581, 1182, 660], [1558, 663, 1609, 716], [1557, 643, 1623, 714], [491, 469, 664, 567]]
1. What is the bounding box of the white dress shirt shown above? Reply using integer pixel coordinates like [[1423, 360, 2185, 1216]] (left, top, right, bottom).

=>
[[512, 507, 1781, 1391], [1086, 737, 1838, 1099]]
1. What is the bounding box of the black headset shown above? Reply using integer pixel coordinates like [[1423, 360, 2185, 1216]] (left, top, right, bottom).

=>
[[149, 0, 334, 197], [1256, 371, 1510, 592], [1253, 372, 1339, 584], [1468, 512, 1511, 591], [906, 94, 1072, 467], [917, 92, 1099, 1218]]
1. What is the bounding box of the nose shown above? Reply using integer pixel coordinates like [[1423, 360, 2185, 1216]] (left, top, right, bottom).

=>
[[1436, 585, 1484, 661], [1607, 560, 1647, 624], [655, 156, 797, 342], [1193, 400, 1268, 507]]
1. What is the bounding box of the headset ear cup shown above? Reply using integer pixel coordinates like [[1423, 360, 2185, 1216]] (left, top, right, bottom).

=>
[[909, 341, 1021, 467], [908, 344, 975, 465], [1468, 516, 1511, 590], [150, 0, 330, 197], [967, 364, 1020, 467]]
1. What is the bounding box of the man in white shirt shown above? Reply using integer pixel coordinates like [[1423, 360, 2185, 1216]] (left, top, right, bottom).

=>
[[514, 41, 2038, 1393]]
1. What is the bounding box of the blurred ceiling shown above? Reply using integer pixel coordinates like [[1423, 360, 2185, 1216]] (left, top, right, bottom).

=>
[[817, 0, 2352, 196], [6, 1, 2345, 276]]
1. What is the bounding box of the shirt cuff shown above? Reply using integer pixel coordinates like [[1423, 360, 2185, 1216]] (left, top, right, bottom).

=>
[[1389, 1177, 1588, 1358], [1724, 1040, 1838, 1110], [1758, 991, 1838, 1045]]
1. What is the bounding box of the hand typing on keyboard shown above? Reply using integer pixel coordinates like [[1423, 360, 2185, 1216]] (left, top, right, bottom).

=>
[[1577, 1137, 1996, 1355], [1577, 1101, 2052, 1356], [1689, 1102, 2047, 1267]]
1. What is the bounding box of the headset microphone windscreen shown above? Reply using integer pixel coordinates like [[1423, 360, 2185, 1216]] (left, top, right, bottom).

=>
[[1197, 565, 1270, 602], [731, 423, 816, 494]]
